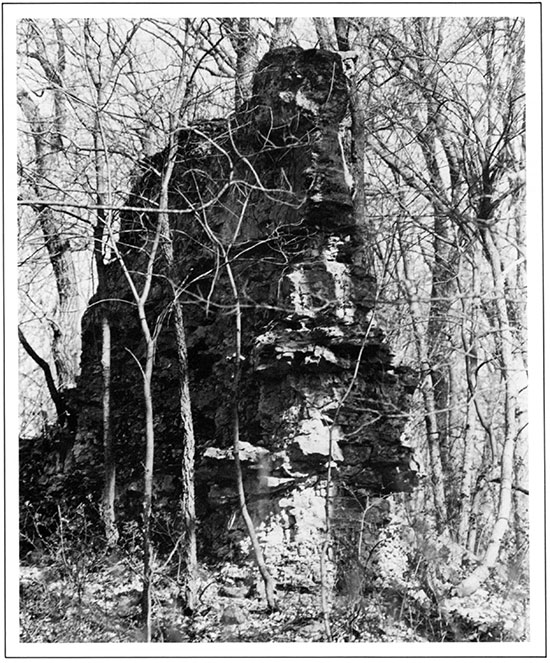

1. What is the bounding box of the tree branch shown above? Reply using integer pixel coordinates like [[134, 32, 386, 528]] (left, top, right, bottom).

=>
[[18, 326, 66, 419]]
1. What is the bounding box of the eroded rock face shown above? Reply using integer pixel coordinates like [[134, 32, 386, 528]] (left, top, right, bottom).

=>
[[76, 47, 417, 560]]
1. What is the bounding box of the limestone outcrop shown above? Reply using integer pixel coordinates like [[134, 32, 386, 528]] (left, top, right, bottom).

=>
[[76, 47, 417, 558]]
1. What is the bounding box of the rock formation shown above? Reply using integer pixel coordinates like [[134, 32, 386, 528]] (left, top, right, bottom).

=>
[[75, 47, 417, 566]]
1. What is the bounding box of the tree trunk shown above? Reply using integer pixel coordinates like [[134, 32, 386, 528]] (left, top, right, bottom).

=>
[[103, 198, 162, 638], [157, 199, 198, 611], [399, 228, 450, 534], [312, 18, 336, 50], [101, 314, 118, 546], [172, 303, 198, 611], [18, 90, 81, 394], [456, 396, 481, 550], [18, 22, 81, 393], [133, 229, 162, 640], [456, 226, 518, 596], [225, 18, 259, 108], [426, 209, 456, 478], [455, 247, 491, 550], [155, 48, 200, 606], [269, 17, 294, 49], [141, 334, 156, 640], [224, 244, 276, 610], [88, 58, 119, 545]]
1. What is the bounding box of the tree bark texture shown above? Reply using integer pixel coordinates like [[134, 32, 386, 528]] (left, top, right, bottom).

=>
[[154, 43, 201, 608]]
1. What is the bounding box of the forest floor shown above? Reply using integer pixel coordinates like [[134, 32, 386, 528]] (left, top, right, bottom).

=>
[[19, 550, 528, 644], [20, 554, 433, 643]]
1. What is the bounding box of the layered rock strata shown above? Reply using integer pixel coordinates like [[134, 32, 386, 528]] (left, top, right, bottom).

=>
[[76, 47, 417, 561]]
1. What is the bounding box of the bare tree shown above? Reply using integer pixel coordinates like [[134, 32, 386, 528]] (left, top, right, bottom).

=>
[[80, 17, 142, 547], [359, 16, 526, 587], [18, 20, 82, 398], [152, 17, 204, 611]]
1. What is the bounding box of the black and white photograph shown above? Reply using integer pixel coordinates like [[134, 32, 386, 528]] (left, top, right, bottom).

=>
[[5, 2, 545, 657]]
